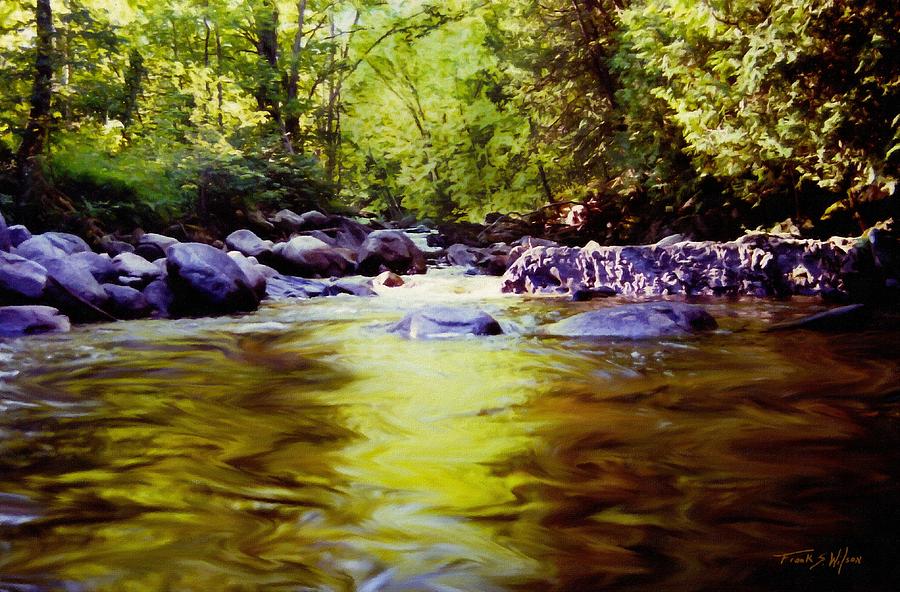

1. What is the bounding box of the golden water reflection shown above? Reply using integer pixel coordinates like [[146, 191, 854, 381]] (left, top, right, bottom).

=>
[[0, 292, 898, 591]]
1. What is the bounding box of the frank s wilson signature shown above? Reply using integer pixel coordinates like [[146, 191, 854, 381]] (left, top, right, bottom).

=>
[[773, 547, 863, 575]]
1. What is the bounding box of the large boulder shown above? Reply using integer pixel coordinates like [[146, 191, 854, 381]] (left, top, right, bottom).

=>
[[42, 232, 91, 255], [544, 301, 717, 339], [136, 233, 179, 261], [390, 306, 503, 339], [357, 230, 427, 276], [0, 251, 48, 302], [227, 251, 268, 298], [330, 216, 372, 250], [143, 279, 175, 318], [0, 305, 70, 337], [102, 284, 152, 319], [42, 258, 112, 321], [225, 229, 274, 260], [13, 235, 67, 265], [272, 236, 355, 278], [0, 212, 10, 252], [70, 251, 117, 284], [165, 242, 260, 315]]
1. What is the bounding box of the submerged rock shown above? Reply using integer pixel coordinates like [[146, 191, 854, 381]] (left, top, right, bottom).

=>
[[166, 243, 260, 315], [766, 303, 869, 332], [391, 306, 503, 339], [0, 305, 70, 336], [545, 301, 717, 339]]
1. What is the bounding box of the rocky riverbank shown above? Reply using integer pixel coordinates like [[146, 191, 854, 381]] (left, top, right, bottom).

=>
[[0, 208, 896, 338]]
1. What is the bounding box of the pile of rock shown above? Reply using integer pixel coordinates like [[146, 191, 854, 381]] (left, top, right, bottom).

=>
[[501, 228, 898, 302], [0, 209, 428, 337]]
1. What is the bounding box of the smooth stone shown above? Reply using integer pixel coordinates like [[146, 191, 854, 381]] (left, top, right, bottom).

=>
[[225, 229, 274, 259], [166, 242, 259, 314], [70, 251, 117, 284], [42, 258, 112, 321], [272, 236, 355, 278], [545, 301, 718, 339], [0, 251, 48, 301], [143, 280, 175, 318], [136, 233, 179, 261], [8, 224, 31, 248], [227, 251, 268, 298], [357, 230, 427, 276], [265, 274, 330, 299], [390, 306, 503, 339], [0, 305, 70, 337], [765, 303, 869, 332], [42, 232, 91, 254], [13, 236, 67, 265], [102, 284, 152, 319], [271, 209, 306, 233], [112, 252, 162, 283]]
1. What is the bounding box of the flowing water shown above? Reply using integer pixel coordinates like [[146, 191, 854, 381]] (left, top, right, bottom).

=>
[[1, 268, 898, 591]]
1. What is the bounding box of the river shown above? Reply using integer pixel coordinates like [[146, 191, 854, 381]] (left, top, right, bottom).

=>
[[1, 268, 898, 591]]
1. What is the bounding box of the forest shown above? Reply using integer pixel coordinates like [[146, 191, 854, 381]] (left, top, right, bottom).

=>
[[1, 0, 897, 243]]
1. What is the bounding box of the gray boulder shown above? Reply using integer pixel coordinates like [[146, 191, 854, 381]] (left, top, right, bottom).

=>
[[42, 232, 91, 254], [0, 305, 70, 337], [42, 258, 112, 321], [102, 284, 152, 319], [70, 251, 117, 284], [166, 243, 260, 314], [391, 306, 503, 339], [544, 301, 718, 339], [0, 251, 48, 301], [8, 225, 32, 247], [265, 274, 330, 299], [330, 216, 372, 250], [271, 209, 306, 233], [112, 252, 163, 284], [99, 235, 135, 257], [227, 251, 268, 298], [272, 236, 355, 278], [358, 230, 426, 276], [225, 229, 274, 260], [143, 279, 175, 317], [136, 233, 179, 261], [13, 236, 67, 265]]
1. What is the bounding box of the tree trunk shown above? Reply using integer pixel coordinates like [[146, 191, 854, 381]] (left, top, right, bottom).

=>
[[15, 0, 53, 221], [285, 0, 308, 142]]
